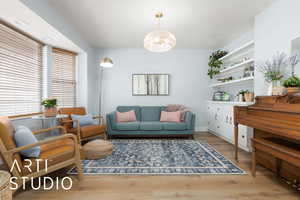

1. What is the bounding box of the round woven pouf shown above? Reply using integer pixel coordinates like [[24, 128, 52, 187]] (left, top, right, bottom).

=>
[[0, 170, 11, 200], [82, 140, 113, 160]]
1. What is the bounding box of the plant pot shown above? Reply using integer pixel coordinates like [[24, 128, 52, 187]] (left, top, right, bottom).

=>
[[286, 87, 300, 94], [244, 92, 254, 102], [44, 107, 57, 117]]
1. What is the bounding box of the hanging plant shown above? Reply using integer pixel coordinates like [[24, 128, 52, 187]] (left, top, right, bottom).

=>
[[207, 50, 228, 79]]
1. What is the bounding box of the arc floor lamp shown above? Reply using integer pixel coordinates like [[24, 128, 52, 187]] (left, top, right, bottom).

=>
[[99, 57, 114, 115]]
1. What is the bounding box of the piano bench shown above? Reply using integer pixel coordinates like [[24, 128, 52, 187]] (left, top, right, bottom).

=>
[[251, 137, 300, 177]]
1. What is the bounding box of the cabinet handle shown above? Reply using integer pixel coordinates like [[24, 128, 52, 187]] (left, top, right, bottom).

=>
[[226, 115, 228, 123], [242, 135, 245, 139], [217, 126, 220, 129], [215, 114, 217, 120], [229, 116, 232, 124]]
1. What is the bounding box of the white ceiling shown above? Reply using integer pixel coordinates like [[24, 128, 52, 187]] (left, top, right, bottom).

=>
[[0, 0, 83, 53], [48, 0, 274, 49]]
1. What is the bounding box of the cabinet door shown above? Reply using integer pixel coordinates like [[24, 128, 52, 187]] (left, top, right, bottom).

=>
[[220, 105, 234, 141], [207, 104, 215, 131], [238, 125, 248, 148]]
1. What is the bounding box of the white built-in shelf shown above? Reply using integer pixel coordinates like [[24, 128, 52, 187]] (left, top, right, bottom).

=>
[[219, 59, 254, 74], [219, 40, 255, 61], [210, 76, 254, 88], [207, 101, 254, 106]]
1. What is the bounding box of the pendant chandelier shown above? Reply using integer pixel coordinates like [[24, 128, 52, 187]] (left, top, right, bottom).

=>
[[144, 12, 176, 53]]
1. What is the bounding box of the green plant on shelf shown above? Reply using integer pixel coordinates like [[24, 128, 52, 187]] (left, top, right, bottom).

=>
[[238, 90, 249, 95], [207, 50, 228, 79]]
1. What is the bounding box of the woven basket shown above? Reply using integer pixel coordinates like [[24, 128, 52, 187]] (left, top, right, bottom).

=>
[[82, 140, 113, 160], [0, 171, 11, 200]]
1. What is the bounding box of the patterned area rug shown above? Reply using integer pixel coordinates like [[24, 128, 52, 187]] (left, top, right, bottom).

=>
[[69, 140, 246, 175]]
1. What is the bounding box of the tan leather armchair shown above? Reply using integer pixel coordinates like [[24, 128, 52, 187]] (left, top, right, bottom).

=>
[[58, 107, 106, 144], [0, 116, 83, 192]]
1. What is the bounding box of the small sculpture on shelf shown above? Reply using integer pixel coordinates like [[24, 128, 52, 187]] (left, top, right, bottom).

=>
[[243, 64, 254, 78]]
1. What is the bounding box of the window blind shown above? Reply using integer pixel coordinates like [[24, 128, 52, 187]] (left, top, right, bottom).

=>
[[51, 48, 77, 107], [0, 22, 43, 116]]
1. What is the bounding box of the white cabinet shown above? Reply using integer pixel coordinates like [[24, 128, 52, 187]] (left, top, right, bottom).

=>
[[207, 101, 252, 152]]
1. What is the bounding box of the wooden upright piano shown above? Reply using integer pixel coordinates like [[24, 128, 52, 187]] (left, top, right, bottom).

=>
[[234, 95, 300, 181]]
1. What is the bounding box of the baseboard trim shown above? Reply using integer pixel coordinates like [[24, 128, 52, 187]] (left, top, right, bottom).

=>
[[195, 126, 208, 133], [208, 130, 250, 152]]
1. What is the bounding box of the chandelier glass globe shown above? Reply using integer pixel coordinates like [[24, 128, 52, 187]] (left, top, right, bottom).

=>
[[144, 12, 176, 53], [144, 30, 176, 53]]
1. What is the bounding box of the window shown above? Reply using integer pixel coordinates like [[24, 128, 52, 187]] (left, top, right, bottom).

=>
[[0, 22, 43, 116], [51, 48, 77, 107]]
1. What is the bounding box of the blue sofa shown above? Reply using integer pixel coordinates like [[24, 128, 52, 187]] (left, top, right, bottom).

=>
[[106, 106, 195, 138]]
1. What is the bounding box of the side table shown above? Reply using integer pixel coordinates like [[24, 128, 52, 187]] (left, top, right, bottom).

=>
[[32, 114, 68, 137]]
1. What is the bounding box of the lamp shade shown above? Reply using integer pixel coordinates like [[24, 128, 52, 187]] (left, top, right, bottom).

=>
[[100, 57, 114, 68]]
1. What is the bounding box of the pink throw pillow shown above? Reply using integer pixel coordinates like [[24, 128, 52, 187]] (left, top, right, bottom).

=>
[[116, 110, 137, 122], [160, 111, 181, 122]]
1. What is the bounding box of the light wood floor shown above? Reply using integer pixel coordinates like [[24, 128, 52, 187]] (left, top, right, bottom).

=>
[[14, 133, 300, 200]]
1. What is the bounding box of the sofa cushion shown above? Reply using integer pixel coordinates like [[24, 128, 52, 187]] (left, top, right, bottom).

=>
[[71, 114, 97, 128], [160, 111, 181, 122], [162, 122, 187, 130], [116, 122, 140, 131], [140, 122, 162, 130], [140, 106, 162, 121], [117, 106, 141, 121], [116, 110, 137, 122]]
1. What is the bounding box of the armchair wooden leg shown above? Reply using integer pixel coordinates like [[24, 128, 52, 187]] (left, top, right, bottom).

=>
[[76, 160, 83, 180]]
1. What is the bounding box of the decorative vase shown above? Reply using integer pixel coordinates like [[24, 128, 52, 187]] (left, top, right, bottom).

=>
[[44, 107, 57, 117], [244, 92, 254, 102], [238, 94, 244, 102], [267, 80, 283, 96], [286, 87, 300, 94]]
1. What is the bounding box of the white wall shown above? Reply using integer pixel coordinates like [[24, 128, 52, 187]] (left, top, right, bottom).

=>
[[21, 0, 99, 114], [223, 31, 254, 52], [254, 0, 300, 95], [97, 48, 210, 131]]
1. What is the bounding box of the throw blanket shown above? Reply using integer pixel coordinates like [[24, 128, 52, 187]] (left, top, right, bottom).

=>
[[165, 104, 189, 121]]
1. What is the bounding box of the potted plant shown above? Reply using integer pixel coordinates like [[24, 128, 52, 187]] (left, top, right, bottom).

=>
[[207, 50, 228, 79], [237, 90, 249, 102], [283, 52, 300, 94], [41, 98, 57, 117], [257, 52, 287, 95], [244, 91, 254, 102], [283, 75, 300, 93]]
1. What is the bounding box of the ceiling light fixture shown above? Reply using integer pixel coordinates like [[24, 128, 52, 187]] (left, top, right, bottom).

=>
[[144, 12, 176, 53]]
